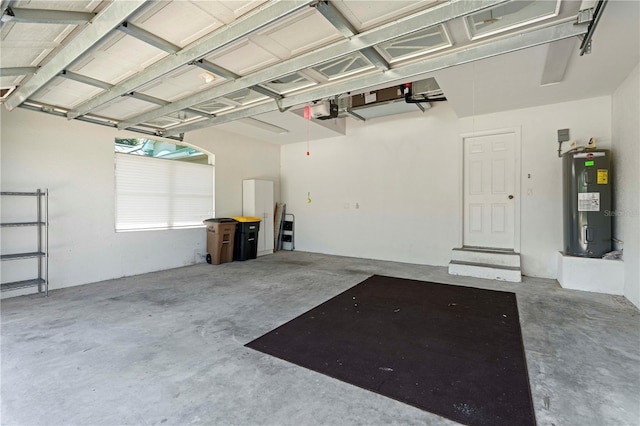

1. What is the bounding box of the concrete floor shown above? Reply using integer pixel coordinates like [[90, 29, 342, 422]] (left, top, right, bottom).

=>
[[2, 251, 639, 426]]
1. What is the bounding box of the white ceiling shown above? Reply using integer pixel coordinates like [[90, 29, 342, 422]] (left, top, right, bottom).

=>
[[434, 0, 640, 118], [1, 0, 637, 144]]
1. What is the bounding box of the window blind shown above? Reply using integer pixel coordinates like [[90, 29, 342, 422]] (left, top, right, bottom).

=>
[[115, 153, 214, 231]]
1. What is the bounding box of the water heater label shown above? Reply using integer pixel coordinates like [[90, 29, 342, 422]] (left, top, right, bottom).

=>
[[597, 169, 608, 184], [578, 192, 600, 211]]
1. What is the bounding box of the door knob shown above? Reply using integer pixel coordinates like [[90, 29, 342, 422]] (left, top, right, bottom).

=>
[[508, 195, 514, 199]]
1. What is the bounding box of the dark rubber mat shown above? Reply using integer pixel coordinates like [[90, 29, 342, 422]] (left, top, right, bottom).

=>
[[246, 275, 535, 426]]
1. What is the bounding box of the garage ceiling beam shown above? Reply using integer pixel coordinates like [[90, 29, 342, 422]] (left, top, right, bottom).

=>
[[163, 20, 587, 137], [314, 1, 389, 71], [127, 91, 169, 106], [126, 93, 209, 120], [117, 0, 509, 130], [185, 108, 212, 118], [313, 1, 356, 37], [67, 0, 314, 120], [0, 67, 37, 77], [1, 6, 95, 25], [3, 0, 148, 111], [60, 70, 112, 90], [359, 48, 390, 71], [192, 59, 282, 101], [192, 60, 240, 80], [250, 85, 283, 100], [117, 21, 180, 54]]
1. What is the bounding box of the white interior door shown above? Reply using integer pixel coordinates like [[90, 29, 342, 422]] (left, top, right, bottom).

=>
[[463, 132, 516, 250]]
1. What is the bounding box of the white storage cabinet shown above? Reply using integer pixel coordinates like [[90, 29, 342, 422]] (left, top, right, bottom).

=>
[[242, 179, 274, 256]]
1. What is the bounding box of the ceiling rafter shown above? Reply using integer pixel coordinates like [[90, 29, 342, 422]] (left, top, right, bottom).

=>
[[183, 108, 213, 118], [191, 59, 240, 80], [127, 91, 170, 106], [66, 0, 314, 120], [162, 20, 587, 137], [250, 85, 283, 100], [190, 59, 283, 103], [117, 21, 180, 54], [18, 101, 184, 142], [0, 67, 37, 77], [3, 0, 149, 111], [116, 0, 510, 130], [59, 70, 112, 90], [1, 6, 95, 25], [314, 1, 390, 71]]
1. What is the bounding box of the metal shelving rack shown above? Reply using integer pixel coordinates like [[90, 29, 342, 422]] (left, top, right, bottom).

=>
[[1, 189, 49, 296]]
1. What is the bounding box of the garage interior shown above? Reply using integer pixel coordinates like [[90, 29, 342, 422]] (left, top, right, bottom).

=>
[[1, 0, 639, 425]]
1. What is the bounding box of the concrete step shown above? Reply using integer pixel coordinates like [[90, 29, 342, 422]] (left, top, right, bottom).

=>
[[451, 247, 521, 268], [448, 260, 522, 282]]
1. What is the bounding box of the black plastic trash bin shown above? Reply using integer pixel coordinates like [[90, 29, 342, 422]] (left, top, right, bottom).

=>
[[231, 216, 261, 261]]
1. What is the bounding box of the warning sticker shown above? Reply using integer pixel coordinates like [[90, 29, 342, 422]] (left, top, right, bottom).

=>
[[578, 192, 600, 212], [597, 169, 608, 184], [364, 92, 377, 104]]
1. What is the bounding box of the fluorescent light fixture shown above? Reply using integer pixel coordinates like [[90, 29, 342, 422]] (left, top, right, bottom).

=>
[[540, 38, 577, 86], [239, 117, 289, 134]]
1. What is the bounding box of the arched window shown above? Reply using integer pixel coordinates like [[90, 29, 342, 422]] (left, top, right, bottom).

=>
[[114, 138, 214, 231]]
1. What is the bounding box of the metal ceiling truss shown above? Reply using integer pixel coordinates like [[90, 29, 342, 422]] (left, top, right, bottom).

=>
[[127, 91, 170, 106], [191, 60, 240, 80], [116, 0, 510, 131], [18, 101, 184, 142], [117, 21, 181, 54], [163, 20, 587, 137], [250, 85, 284, 101], [66, 0, 314, 119], [314, 1, 390, 71], [58, 71, 211, 119], [1, 6, 95, 25], [4, 0, 149, 111], [0, 67, 37, 77], [579, 0, 608, 56], [2, 0, 600, 140], [59, 70, 113, 90]]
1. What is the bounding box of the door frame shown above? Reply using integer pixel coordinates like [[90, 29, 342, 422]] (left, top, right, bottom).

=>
[[457, 127, 522, 253]]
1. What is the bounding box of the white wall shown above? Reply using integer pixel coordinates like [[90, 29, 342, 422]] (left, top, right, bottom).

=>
[[0, 108, 280, 296], [612, 63, 640, 308], [281, 96, 612, 279], [186, 119, 281, 217], [282, 104, 461, 266], [463, 96, 612, 278]]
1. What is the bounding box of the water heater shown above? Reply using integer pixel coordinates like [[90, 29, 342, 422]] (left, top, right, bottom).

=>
[[562, 150, 612, 257]]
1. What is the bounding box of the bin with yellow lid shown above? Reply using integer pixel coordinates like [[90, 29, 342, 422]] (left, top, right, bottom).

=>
[[231, 216, 261, 261], [232, 216, 261, 223]]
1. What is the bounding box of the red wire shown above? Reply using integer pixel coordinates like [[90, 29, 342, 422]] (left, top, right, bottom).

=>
[[306, 118, 310, 156]]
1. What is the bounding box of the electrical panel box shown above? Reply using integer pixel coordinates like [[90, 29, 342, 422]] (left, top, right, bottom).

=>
[[562, 150, 611, 257], [557, 128, 570, 142]]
